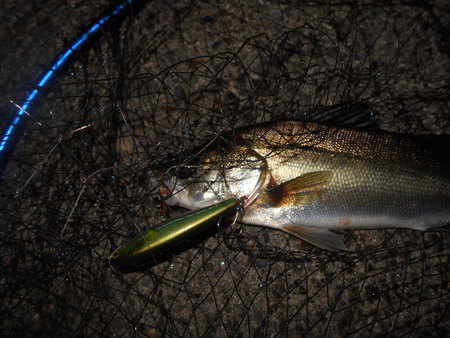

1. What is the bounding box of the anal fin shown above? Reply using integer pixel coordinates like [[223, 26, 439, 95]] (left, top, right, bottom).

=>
[[281, 225, 348, 252]]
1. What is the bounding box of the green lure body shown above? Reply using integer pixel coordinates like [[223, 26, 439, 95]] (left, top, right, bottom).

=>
[[110, 198, 239, 268]]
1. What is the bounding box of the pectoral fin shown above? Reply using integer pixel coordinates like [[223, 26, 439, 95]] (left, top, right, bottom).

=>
[[281, 225, 348, 252], [267, 171, 333, 207]]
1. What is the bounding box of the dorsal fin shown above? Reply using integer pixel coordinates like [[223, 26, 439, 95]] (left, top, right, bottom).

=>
[[303, 101, 380, 132]]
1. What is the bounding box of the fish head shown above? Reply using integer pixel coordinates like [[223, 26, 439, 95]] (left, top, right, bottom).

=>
[[155, 145, 268, 210]]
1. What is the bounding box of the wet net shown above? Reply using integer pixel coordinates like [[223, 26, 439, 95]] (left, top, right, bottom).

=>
[[0, 0, 449, 336]]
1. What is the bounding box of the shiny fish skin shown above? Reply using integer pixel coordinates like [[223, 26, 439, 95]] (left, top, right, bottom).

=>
[[157, 121, 450, 250], [240, 122, 450, 230]]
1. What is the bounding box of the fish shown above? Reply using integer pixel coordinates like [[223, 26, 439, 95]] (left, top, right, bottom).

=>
[[110, 198, 240, 269], [155, 103, 450, 251]]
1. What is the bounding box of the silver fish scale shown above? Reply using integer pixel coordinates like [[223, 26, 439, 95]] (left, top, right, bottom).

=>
[[161, 121, 450, 233], [241, 126, 450, 231]]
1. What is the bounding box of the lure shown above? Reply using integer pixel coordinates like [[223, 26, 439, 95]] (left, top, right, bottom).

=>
[[110, 198, 240, 269]]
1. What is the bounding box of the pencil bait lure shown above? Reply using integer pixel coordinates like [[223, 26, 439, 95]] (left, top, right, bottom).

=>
[[110, 198, 240, 269]]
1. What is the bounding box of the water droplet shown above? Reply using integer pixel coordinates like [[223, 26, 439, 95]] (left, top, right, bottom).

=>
[[218, 260, 226, 267]]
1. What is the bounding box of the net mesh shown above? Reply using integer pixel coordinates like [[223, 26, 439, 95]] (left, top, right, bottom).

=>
[[0, 0, 449, 336]]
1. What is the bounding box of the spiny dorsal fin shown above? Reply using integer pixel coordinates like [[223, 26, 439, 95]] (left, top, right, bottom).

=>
[[267, 171, 333, 207], [281, 225, 348, 252], [303, 101, 379, 132]]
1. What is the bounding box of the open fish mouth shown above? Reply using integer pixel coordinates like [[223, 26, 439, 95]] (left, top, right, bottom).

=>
[[158, 181, 186, 206], [154, 152, 270, 210], [158, 180, 221, 209]]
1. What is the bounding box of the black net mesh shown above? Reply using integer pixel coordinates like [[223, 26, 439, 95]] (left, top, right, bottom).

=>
[[0, 0, 449, 336]]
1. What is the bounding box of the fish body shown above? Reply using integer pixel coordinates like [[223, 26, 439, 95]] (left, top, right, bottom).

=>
[[157, 119, 450, 251], [241, 122, 450, 230], [110, 198, 239, 268]]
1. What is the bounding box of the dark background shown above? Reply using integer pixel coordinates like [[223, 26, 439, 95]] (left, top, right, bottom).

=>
[[0, 1, 448, 336]]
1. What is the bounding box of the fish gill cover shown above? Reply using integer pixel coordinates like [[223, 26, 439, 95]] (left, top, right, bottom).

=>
[[0, 0, 448, 336]]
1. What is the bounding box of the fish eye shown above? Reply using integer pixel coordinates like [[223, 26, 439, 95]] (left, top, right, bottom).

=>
[[201, 151, 217, 164], [174, 166, 197, 179], [110, 250, 120, 260]]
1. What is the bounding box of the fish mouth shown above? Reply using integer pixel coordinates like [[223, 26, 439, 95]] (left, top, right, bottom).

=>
[[157, 180, 220, 209], [150, 170, 186, 206], [158, 181, 188, 207]]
